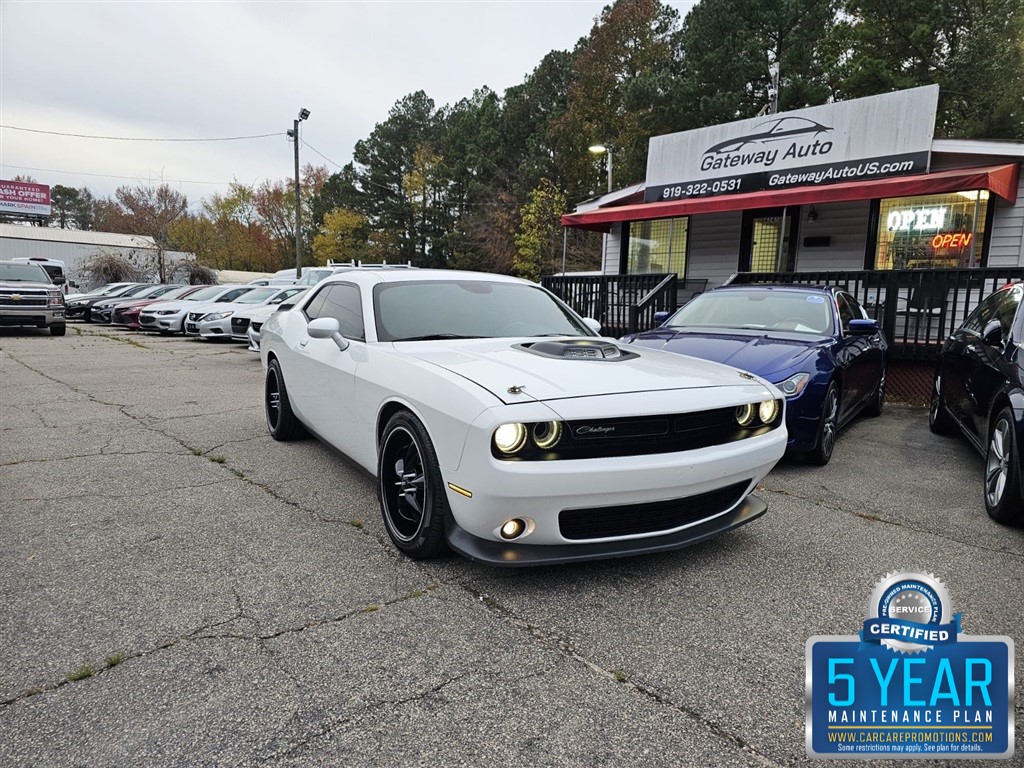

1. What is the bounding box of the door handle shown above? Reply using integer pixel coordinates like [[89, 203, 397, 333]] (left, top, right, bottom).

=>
[[299, 338, 309, 347]]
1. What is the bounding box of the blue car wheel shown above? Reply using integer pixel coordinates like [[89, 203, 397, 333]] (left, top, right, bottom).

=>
[[807, 382, 839, 466]]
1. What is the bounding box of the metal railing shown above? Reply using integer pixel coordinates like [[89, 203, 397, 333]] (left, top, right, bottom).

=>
[[729, 268, 1024, 360], [542, 273, 677, 337]]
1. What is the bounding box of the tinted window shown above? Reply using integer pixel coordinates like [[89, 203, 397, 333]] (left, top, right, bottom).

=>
[[218, 288, 252, 302], [303, 286, 330, 320], [309, 283, 364, 340], [374, 280, 592, 341], [962, 287, 1021, 337], [835, 294, 856, 331]]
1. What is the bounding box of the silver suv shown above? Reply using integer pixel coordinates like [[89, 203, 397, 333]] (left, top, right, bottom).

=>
[[0, 260, 66, 336]]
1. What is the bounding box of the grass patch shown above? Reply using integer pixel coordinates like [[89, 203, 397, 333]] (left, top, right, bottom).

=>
[[67, 664, 94, 681], [189, 447, 203, 456], [611, 670, 627, 683], [208, 455, 226, 464], [405, 589, 427, 600], [73, 327, 82, 337], [346, 519, 364, 530], [362, 604, 380, 613], [105, 651, 125, 668]]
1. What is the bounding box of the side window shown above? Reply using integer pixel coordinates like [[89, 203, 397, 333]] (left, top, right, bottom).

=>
[[842, 293, 868, 321], [303, 286, 331, 320], [220, 288, 247, 302], [317, 283, 364, 340], [835, 294, 855, 332], [962, 289, 1018, 336]]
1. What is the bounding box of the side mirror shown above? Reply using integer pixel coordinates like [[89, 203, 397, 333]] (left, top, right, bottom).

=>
[[53, 276, 66, 286], [583, 317, 602, 334], [982, 319, 1004, 347], [307, 317, 350, 351], [847, 318, 879, 335], [653, 311, 671, 325]]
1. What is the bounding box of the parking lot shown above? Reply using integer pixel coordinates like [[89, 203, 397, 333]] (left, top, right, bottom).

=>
[[1, 325, 1022, 766]]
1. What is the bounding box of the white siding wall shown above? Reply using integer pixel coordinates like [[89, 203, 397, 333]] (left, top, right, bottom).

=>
[[794, 200, 870, 271], [0, 237, 189, 288], [599, 224, 624, 274], [987, 172, 1024, 266], [685, 212, 743, 288]]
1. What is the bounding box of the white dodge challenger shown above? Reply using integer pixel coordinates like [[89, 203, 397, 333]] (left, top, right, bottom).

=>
[[260, 270, 787, 566]]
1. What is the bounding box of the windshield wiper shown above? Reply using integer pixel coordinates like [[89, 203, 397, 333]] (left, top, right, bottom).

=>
[[392, 333, 482, 341]]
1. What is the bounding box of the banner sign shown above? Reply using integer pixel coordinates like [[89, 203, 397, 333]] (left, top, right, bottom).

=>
[[0, 180, 52, 216], [645, 85, 939, 203], [806, 572, 1014, 759]]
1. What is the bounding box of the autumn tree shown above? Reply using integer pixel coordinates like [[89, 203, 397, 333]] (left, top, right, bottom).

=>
[[93, 183, 188, 281], [514, 179, 568, 281], [312, 208, 369, 264]]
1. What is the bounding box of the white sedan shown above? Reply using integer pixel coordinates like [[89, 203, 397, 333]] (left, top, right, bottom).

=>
[[188, 285, 307, 340], [261, 270, 787, 566], [139, 285, 251, 334]]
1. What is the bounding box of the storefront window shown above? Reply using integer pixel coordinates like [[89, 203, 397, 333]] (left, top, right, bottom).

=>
[[627, 218, 688, 276], [874, 191, 989, 269]]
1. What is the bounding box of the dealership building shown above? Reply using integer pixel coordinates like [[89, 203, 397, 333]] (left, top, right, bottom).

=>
[[562, 85, 1022, 287]]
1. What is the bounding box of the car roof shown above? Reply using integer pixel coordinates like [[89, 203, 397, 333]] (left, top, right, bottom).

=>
[[711, 284, 837, 295], [319, 269, 533, 287]]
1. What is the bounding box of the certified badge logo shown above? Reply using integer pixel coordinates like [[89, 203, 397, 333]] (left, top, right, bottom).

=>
[[806, 571, 1014, 759], [862, 572, 960, 654]]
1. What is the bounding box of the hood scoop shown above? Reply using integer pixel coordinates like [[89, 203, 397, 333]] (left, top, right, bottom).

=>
[[515, 339, 639, 362]]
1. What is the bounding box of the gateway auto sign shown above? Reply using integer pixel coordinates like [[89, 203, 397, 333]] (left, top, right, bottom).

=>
[[644, 85, 938, 202]]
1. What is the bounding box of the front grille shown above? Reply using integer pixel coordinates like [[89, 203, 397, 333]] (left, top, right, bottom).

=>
[[187, 312, 203, 322], [231, 317, 250, 332], [0, 293, 47, 307], [559, 480, 751, 540], [498, 407, 780, 461]]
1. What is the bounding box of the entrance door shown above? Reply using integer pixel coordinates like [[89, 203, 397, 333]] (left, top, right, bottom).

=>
[[741, 207, 799, 273]]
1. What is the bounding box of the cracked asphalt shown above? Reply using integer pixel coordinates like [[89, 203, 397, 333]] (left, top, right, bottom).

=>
[[1, 325, 1022, 767]]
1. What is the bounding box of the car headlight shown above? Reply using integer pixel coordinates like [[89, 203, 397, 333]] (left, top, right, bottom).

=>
[[493, 423, 528, 455], [532, 421, 562, 449], [156, 309, 178, 315], [774, 372, 810, 398], [203, 311, 232, 321], [735, 399, 782, 427], [758, 399, 780, 424]]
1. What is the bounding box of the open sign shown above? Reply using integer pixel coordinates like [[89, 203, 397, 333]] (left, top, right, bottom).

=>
[[932, 233, 973, 250]]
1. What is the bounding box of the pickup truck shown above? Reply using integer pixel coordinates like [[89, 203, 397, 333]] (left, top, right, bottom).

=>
[[0, 259, 66, 335]]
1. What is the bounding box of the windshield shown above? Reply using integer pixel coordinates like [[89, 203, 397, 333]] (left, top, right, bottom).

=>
[[235, 287, 278, 304], [152, 285, 195, 301], [0, 263, 51, 283], [374, 280, 593, 341], [667, 289, 834, 335], [269, 287, 307, 304], [185, 286, 231, 301]]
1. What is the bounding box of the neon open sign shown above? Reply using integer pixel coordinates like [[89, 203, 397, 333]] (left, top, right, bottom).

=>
[[886, 207, 947, 231], [932, 233, 973, 249]]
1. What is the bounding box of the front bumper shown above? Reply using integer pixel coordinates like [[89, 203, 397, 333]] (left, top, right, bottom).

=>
[[0, 306, 64, 327], [197, 317, 233, 339], [141, 310, 186, 333], [447, 493, 768, 566]]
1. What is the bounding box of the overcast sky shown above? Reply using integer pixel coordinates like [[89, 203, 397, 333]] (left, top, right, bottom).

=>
[[1, 0, 696, 209]]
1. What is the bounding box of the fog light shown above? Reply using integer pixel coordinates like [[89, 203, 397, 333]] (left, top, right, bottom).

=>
[[735, 403, 755, 427], [758, 399, 780, 424], [500, 518, 526, 540], [494, 423, 527, 455]]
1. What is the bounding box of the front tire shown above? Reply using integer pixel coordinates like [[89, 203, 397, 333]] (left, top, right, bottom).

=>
[[50, 323, 66, 336], [807, 381, 839, 466], [378, 411, 450, 559], [264, 358, 305, 441], [929, 375, 957, 435], [984, 408, 1024, 525]]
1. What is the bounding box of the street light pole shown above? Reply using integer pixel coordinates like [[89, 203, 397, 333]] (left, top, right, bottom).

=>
[[588, 143, 614, 193], [768, 61, 780, 115], [287, 108, 310, 279]]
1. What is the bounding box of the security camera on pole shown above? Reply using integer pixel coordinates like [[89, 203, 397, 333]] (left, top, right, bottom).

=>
[[286, 108, 310, 279]]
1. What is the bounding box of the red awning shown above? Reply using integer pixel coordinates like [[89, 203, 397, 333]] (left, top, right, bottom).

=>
[[561, 163, 1020, 232]]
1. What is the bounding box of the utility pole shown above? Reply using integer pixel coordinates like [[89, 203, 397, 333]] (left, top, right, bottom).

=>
[[287, 108, 310, 279], [768, 61, 780, 115]]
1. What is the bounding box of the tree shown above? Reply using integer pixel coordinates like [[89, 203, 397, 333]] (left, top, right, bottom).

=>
[[79, 250, 144, 284], [312, 208, 369, 264], [677, 0, 840, 128], [514, 179, 568, 281], [551, 0, 685, 199], [833, 0, 1024, 138], [47, 185, 96, 230], [93, 184, 189, 281]]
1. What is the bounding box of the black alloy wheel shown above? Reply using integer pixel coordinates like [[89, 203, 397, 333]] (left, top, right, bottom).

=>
[[807, 382, 839, 466], [984, 408, 1024, 525], [378, 410, 450, 559], [264, 358, 305, 441]]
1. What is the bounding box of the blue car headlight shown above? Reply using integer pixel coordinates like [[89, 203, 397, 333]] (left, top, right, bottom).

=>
[[775, 372, 811, 398]]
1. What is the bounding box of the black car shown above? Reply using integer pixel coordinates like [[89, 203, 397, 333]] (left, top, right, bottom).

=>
[[66, 283, 148, 321], [930, 282, 1024, 525]]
